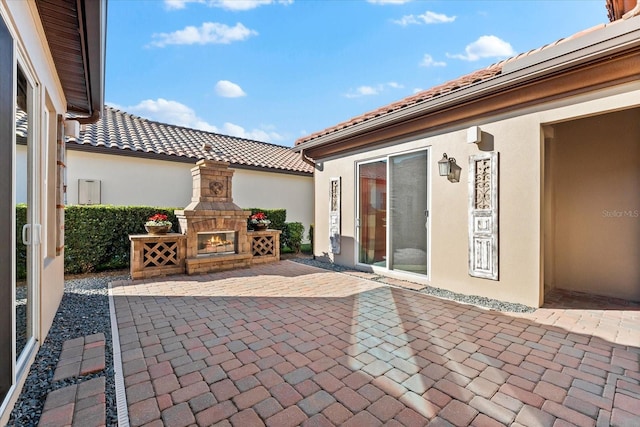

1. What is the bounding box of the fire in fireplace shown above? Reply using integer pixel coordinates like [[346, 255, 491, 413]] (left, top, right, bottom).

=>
[[197, 231, 236, 256]]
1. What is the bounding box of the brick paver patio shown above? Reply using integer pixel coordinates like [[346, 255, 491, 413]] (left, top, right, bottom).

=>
[[110, 261, 640, 426]]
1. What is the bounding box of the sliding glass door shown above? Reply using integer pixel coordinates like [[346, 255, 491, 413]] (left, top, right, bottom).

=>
[[16, 63, 38, 371], [357, 149, 429, 276], [357, 160, 387, 267], [390, 151, 428, 275]]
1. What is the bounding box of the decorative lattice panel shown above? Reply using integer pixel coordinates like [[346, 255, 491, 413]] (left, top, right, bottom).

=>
[[474, 158, 493, 210], [143, 241, 180, 268], [252, 235, 275, 257], [468, 152, 499, 280]]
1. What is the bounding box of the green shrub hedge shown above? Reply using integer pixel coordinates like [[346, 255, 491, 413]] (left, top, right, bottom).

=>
[[15, 205, 290, 276], [246, 208, 286, 231], [64, 206, 180, 274], [282, 222, 304, 253], [16, 204, 27, 279]]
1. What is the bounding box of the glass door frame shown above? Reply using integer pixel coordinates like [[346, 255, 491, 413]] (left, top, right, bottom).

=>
[[356, 158, 388, 269], [14, 51, 41, 379], [355, 147, 431, 279]]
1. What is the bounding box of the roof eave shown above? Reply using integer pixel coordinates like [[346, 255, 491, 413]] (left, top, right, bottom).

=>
[[66, 141, 314, 177], [294, 16, 640, 156], [37, 0, 106, 124], [78, 0, 106, 124]]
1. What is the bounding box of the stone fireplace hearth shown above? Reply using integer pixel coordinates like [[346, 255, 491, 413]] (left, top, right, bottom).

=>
[[175, 160, 253, 274], [129, 160, 281, 279]]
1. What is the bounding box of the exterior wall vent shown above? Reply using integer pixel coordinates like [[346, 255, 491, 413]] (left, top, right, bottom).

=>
[[78, 179, 101, 205]]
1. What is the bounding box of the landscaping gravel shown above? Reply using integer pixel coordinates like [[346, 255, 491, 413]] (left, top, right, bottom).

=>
[[8, 271, 128, 427], [293, 257, 536, 313]]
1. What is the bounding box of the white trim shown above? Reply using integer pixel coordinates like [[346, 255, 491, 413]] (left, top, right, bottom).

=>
[[355, 157, 388, 270], [0, 341, 37, 427], [354, 146, 431, 280], [14, 55, 42, 378], [108, 282, 130, 427]]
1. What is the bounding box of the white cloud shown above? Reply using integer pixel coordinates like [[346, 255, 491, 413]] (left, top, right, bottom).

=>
[[164, 0, 203, 10], [367, 0, 412, 4], [210, 0, 293, 10], [215, 80, 247, 98], [149, 22, 257, 47], [447, 35, 515, 61], [387, 81, 404, 89], [344, 82, 404, 98], [419, 54, 446, 67], [345, 86, 379, 98], [116, 98, 281, 143], [222, 122, 283, 142], [164, 0, 292, 11], [123, 98, 219, 132], [412, 88, 423, 94], [393, 11, 456, 26]]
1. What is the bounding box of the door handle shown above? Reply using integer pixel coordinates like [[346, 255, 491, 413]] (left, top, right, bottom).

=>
[[21, 224, 41, 245], [22, 224, 31, 245]]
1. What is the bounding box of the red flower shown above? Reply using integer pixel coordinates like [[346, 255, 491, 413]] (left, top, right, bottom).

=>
[[149, 213, 168, 222], [251, 212, 267, 221]]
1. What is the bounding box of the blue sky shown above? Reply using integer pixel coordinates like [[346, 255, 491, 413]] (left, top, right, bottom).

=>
[[106, 0, 607, 146]]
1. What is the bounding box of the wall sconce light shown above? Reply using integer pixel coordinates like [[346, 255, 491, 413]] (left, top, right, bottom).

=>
[[467, 125, 482, 144], [64, 119, 80, 139], [438, 153, 461, 183]]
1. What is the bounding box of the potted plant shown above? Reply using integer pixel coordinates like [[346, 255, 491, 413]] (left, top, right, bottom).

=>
[[145, 213, 172, 234], [250, 212, 271, 231]]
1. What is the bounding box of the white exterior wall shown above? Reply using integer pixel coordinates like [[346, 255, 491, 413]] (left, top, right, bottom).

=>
[[232, 168, 313, 229], [1, 1, 70, 423], [66, 150, 193, 207], [312, 82, 640, 308], [65, 150, 314, 232]]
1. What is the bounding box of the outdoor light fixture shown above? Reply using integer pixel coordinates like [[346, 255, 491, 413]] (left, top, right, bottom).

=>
[[64, 120, 80, 139], [438, 153, 461, 183], [467, 125, 482, 144]]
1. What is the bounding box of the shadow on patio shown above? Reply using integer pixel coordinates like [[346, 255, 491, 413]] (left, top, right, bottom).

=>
[[110, 261, 640, 426]]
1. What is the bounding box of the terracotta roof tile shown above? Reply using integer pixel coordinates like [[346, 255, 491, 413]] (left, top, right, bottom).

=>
[[69, 106, 313, 174], [294, 62, 505, 145], [295, 20, 622, 147]]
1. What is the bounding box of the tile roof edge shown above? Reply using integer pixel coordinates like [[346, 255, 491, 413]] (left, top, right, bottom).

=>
[[294, 18, 630, 147], [65, 142, 314, 176], [102, 105, 296, 151]]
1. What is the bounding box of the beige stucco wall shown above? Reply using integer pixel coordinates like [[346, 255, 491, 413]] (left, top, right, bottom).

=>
[[232, 168, 314, 230], [65, 150, 314, 233], [313, 82, 640, 307], [548, 108, 640, 300], [2, 0, 68, 422]]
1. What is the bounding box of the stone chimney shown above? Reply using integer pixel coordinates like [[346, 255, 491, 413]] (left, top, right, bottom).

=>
[[175, 160, 252, 274]]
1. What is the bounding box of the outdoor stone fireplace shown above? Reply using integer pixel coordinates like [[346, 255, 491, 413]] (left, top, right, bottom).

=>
[[175, 160, 253, 274], [129, 160, 280, 279]]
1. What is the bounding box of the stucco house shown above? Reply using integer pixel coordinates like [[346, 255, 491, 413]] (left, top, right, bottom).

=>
[[1, 0, 106, 422], [294, 3, 640, 308], [18, 105, 314, 233]]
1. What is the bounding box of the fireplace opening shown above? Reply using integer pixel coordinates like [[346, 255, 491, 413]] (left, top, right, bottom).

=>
[[197, 231, 237, 256]]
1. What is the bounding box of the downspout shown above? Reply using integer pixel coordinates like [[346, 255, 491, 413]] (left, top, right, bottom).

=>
[[75, 109, 101, 125], [301, 149, 322, 171]]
